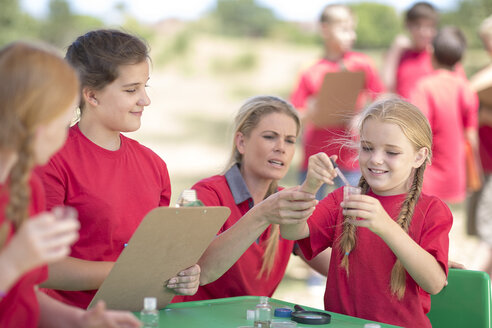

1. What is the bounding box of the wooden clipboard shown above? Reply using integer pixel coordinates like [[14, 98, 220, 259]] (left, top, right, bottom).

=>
[[478, 85, 492, 108], [312, 71, 365, 127], [88, 206, 230, 311]]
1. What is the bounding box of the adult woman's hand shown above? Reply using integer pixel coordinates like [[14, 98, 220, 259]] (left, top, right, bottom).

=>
[[256, 186, 318, 225]]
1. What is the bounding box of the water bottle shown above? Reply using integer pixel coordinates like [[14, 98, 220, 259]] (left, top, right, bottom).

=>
[[254, 296, 272, 328], [140, 297, 159, 328], [175, 189, 204, 207]]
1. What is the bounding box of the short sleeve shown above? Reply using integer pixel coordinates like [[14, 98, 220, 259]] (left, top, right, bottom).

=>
[[290, 72, 311, 110], [158, 161, 171, 207], [363, 58, 385, 97], [297, 191, 341, 260], [419, 198, 453, 275], [34, 160, 67, 211]]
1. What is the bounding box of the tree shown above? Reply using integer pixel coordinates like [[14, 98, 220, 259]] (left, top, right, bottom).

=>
[[0, 0, 39, 46], [441, 0, 492, 48], [39, 0, 103, 48], [211, 0, 278, 37], [351, 3, 401, 49]]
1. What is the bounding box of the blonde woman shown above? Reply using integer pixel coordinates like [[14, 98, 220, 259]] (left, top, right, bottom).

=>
[[175, 96, 329, 301]]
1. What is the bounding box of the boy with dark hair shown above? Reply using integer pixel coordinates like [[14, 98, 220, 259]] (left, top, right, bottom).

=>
[[410, 26, 479, 204], [382, 2, 466, 99]]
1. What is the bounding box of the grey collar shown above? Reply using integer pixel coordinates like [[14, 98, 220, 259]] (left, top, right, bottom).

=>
[[224, 164, 253, 206]]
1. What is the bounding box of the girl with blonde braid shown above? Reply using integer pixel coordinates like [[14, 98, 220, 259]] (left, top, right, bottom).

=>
[[281, 98, 452, 328]]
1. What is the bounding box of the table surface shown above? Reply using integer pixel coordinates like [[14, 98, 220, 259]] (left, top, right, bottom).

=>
[[136, 296, 400, 327]]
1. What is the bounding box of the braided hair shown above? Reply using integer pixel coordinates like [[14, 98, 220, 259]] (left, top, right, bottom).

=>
[[337, 98, 432, 299]]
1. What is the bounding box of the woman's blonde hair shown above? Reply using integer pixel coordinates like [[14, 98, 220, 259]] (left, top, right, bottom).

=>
[[226, 95, 300, 278], [338, 98, 432, 299], [0, 42, 79, 241]]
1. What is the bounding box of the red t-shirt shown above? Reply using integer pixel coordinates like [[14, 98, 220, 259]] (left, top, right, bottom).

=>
[[298, 188, 452, 328], [0, 174, 48, 328], [175, 165, 294, 301], [35, 124, 171, 308], [397, 49, 467, 100], [410, 69, 479, 203], [291, 52, 384, 171]]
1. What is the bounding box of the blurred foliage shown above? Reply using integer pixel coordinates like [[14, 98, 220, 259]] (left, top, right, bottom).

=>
[[211, 0, 278, 37], [441, 0, 492, 48], [0, 0, 40, 46], [39, 0, 104, 48], [268, 21, 321, 45], [351, 3, 401, 49], [2, 0, 491, 53]]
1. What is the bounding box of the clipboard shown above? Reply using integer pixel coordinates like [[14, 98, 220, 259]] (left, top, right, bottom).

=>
[[312, 71, 365, 127], [88, 206, 230, 311], [477, 85, 492, 108]]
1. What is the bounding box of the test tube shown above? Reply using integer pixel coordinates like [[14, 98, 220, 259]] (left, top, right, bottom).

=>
[[330, 158, 351, 186]]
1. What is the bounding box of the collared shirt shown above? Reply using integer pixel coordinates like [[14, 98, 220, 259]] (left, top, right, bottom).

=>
[[173, 164, 295, 302], [225, 164, 254, 210]]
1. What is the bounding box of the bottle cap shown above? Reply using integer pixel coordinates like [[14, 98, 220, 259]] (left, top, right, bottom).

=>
[[143, 297, 157, 310], [259, 296, 269, 304], [274, 308, 293, 317]]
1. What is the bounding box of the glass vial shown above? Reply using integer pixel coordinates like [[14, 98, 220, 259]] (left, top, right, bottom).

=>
[[140, 297, 159, 328], [254, 296, 272, 328]]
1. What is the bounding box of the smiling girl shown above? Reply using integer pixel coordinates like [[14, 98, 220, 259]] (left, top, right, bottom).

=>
[[35, 29, 200, 309], [281, 98, 452, 328]]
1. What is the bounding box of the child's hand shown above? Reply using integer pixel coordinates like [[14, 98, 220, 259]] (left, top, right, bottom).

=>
[[79, 300, 142, 328], [301, 153, 338, 194], [4, 212, 79, 276], [391, 34, 412, 53], [256, 186, 318, 225], [166, 264, 201, 295], [341, 194, 394, 235]]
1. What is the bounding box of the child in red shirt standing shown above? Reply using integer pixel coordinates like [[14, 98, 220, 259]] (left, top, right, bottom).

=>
[[0, 42, 140, 328], [470, 15, 492, 277], [35, 30, 200, 309], [175, 96, 326, 302], [291, 4, 384, 200], [281, 98, 452, 328], [410, 26, 479, 203], [382, 2, 439, 99]]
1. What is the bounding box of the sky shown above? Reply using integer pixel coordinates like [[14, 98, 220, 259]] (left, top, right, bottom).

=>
[[21, 0, 461, 24]]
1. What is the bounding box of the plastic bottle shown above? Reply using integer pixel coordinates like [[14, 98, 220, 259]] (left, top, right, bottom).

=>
[[140, 297, 159, 328], [254, 296, 273, 328], [176, 189, 204, 207]]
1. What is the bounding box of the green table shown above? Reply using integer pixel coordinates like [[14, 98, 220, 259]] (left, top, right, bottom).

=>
[[136, 296, 400, 327]]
